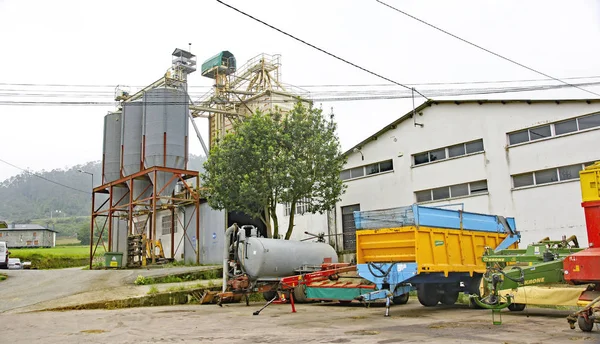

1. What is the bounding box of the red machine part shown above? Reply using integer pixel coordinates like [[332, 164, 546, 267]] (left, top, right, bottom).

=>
[[582, 201, 600, 248], [279, 263, 355, 289], [564, 248, 600, 284]]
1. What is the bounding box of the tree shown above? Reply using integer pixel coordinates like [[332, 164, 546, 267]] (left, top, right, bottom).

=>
[[201, 101, 346, 239]]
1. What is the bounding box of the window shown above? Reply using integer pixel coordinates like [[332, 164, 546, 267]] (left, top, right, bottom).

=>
[[512, 162, 595, 188], [534, 168, 558, 184], [448, 143, 466, 158], [284, 197, 310, 216], [559, 164, 582, 181], [366, 163, 380, 175], [578, 113, 600, 130], [161, 215, 175, 235], [415, 190, 432, 202], [340, 160, 394, 181], [529, 125, 551, 141], [429, 148, 446, 162], [509, 130, 529, 145], [450, 183, 469, 197], [469, 180, 488, 194], [513, 173, 534, 188], [432, 186, 450, 200], [413, 139, 484, 166], [465, 140, 484, 154], [555, 119, 577, 135], [415, 180, 488, 202], [508, 112, 600, 146]]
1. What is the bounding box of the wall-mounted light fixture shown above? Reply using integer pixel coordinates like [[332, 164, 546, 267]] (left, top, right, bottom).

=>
[[353, 147, 364, 161]]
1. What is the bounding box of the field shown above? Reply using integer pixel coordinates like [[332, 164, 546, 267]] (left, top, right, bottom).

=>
[[9, 245, 105, 269]]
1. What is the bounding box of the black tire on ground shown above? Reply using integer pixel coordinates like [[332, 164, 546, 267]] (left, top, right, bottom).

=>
[[292, 285, 308, 303], [578, 315, 594, 332], [392, 293, 410, 305], [508, 303, 526, 312], [417, 284, 441, 307], [262, 290, 279, 302], [440, 291, 459, 305]]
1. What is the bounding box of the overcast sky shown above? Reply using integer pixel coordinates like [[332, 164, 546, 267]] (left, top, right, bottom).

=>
[[1, 0, 599, 183]]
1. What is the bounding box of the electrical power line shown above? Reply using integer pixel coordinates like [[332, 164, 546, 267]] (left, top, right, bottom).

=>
[[215, 0, 430, 100], [0, 158, 90, 194], [375, 0, 600, 98], [0, 81, 598, 106]]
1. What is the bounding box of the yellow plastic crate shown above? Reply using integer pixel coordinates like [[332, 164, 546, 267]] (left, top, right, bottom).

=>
[[355, 226, 513, 277], [580, 162, 600, 202]]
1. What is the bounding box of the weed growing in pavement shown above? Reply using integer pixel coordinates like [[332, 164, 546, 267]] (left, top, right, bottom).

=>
[[147, 285, 159, 295]]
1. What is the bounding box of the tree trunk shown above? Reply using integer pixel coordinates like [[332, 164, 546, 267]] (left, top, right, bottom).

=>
[[271, 205, 279, 240], [263, 205, 273, 238], [285, 200, 297, 240]]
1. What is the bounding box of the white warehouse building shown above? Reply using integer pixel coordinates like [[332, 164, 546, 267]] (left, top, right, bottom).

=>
[[278, 98, 600, 256]]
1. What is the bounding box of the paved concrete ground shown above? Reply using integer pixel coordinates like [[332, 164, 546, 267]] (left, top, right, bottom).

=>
[[0, 266, 219, 314], [2, 299, 599, 344]]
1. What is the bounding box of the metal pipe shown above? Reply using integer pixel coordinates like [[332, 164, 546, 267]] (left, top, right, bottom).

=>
[[188, 112, 209, 157], [223, 223, 238, 293]]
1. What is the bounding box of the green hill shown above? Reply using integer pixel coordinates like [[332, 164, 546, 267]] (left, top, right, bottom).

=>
[[0, 155, 206, 236]]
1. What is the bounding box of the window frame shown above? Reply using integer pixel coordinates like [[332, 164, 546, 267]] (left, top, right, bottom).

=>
[[340, 159, 394, 181], [511, 162, 594, 189], [412, 139, 484, 166], [507, 112, 600, 146], [415, 180, 489, 203]]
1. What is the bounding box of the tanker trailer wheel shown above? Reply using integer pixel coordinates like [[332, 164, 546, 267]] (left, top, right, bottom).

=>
[[263, 290, 279, 302], [417, 284, 441, 307], [508, 303, 526, 312], [578, 315, 594, 332], [392, 293, 409, 305]]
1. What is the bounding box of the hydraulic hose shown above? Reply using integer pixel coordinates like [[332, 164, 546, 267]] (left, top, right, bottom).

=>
[[367, 262, 396, 278]]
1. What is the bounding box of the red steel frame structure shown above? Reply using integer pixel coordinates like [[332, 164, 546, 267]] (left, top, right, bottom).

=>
[[89, 166, 201, 269]]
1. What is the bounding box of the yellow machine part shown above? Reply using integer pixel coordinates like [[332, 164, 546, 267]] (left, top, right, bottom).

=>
[[580, 161, 600, 202], [355, 226, 515, 276]]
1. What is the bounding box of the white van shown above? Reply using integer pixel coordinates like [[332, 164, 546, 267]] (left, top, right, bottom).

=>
[[0, 241, 8, 269]]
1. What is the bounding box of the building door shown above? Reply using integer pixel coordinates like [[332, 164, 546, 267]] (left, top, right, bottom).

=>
[[341, 204, 360, 251]]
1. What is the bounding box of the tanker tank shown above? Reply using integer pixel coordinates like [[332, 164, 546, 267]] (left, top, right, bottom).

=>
[[237, 236, 338, 281]]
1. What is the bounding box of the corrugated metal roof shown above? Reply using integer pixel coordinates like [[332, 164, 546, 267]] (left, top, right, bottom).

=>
[[343, 98, 600, 156]]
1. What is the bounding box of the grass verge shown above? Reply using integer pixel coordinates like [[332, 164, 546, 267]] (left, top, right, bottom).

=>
[[9, 245, 106, 269], [134, 268, 223, 285]]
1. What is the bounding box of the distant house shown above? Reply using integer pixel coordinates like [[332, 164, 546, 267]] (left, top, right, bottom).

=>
[[0, 224, 57, 248]]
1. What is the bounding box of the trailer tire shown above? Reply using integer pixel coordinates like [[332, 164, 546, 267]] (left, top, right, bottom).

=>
[[417, 284, 440, 307], [508, 303, 526, 312], [578, 315, 594, 332], [263, 290, 278, 302], [392, 293, 409, 305], [292, 285, 308, 303], [441, 291, 459, 305]]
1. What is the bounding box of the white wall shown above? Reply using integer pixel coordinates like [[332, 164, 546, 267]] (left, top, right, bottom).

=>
[[278, 100, 600, 251]]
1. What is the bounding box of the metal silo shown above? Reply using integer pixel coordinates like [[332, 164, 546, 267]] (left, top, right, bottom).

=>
[[143, 87, 189, 202], [102, 111, 122, 183], [121, 101, 151, 201], [102, 111, 129, 207]]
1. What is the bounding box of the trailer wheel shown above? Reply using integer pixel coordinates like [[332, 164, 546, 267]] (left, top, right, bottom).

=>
[[578, 315, 594, 332], [263, 290, 278, 302], [417, 284, 440, 307], [292, 285, 308, 303], [508, 303, 526, 312], [392, 293, 409, 305], [440, 291, 459, 305]]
